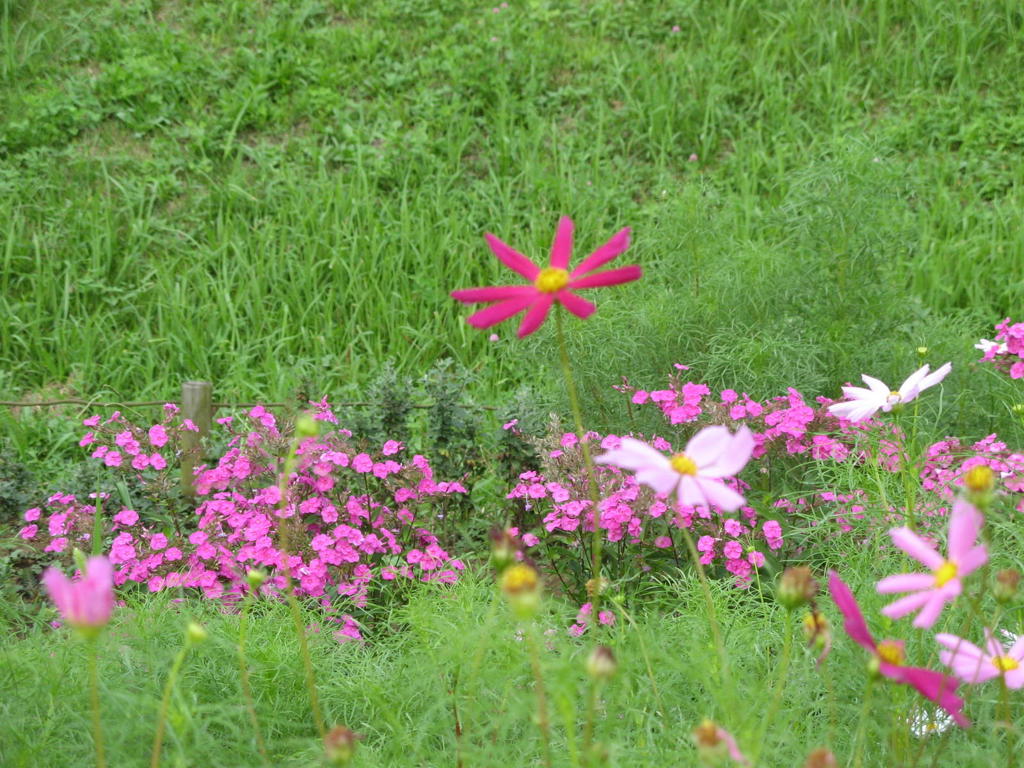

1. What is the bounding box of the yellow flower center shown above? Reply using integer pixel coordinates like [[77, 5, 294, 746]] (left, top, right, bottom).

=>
[[500, 563, 540, 595], [964, 465, 995, 493], [670, 453, 698, 475], [934, 560, 958, 588], [876, 640, 904, 666], [992, 656, 1020, 673], [534, 267, 570, 293]]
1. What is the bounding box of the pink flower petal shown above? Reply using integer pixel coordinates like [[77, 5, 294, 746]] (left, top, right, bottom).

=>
[[484, 233, 540, 280], [635, 466, 682, 496], [466, 295, 536, 328], [1003, 669, 1024, 688], [693, 476, 745, 512], [877, 572, 935, 593], [549, 216, 574, 269], [935, 633, 985, 660], [860, 374, 892, 396], [570, 227, 631, 277], [516, 293, 554, 337], [828, 398, 882, 422], [886, 665, 968, 727], [889, 527, 945, 570], [911, 589, 952, 628], [685, 426, 732, 467], [947, 498, 984, 563], [828, 571, 876, 652], [898, 364, 932, 401], [880, 590, 933, 620], [568, 265, 642, 290], [677, 474, 708, 508], [695, 426, 754, 478], [452, 285, 537, 303], [595, 438, 671, 473], [956, 545, 987, 577], [917, 361, 952, 392], [557, 290, 596, 319]]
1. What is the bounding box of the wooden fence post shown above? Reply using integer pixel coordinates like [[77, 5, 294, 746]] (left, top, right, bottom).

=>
[[181, 381, 213, 498]]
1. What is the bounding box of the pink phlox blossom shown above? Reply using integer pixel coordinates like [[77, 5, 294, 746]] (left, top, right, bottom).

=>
[[451, 216, 641, 338], [877, 498, 987, 628]]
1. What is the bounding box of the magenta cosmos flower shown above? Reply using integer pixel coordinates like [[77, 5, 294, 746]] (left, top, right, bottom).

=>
[[42, 556, 114, 638], [594, 425, 754, 512], [451, 216, 641, 338], [828, 362, 952, 422], [936, 630, 1024, 688], [828, 572, 968, 727], [876, 498, 987, 628]]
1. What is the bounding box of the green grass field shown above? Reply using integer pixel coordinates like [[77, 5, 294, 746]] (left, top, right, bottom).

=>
[[2, 1, 1024, 766]]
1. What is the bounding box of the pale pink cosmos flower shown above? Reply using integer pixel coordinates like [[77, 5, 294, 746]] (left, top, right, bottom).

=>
[[42, 556, 115, 638], [936, 629, 1024, 688], [594, 425, 754, 511], [451, 216, 641, 338], [876, 498, 987, 628], [828, 362, 952, 422]]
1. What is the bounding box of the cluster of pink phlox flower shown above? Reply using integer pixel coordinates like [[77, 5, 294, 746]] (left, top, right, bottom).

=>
[[568, 601, 617, 637], [978, 318, 1024, 379], [23, 402, 469, 643], [508, 431, 772, 588]]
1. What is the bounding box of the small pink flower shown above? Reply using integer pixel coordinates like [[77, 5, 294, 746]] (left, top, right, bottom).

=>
[[148, 424, 168, 447], [451, 217, 641, 338], [877, 498, 987, 628], [114, 509, 139, 526], [595, 425, 754, 511], [829, 363, 952, 422], [19, 525, 38, 539], [42, 556, 115, 637], [936, 630, 1024, 687]]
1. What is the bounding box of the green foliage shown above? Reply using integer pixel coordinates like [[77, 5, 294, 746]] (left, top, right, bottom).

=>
[[0, 0, 1021, 412]]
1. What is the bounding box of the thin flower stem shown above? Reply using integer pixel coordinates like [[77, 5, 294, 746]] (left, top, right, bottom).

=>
[[554, 309, 612, 766], [276, 436, 326, 738], [286, 590, 326, 736], [238, 593, 270, 766], [150, 644, 191, 768], [460, 587, 502, 759], [618, 604, 665, 718], [678, 525, 733, 692], [554, 310, 605, 614], [850, 677, 876, 768], [753, 612, 794, 762], [1000, 674, 1014, 768], [580, 675, 601, 765], [87, 638, 106, 768], [525, 622, 554, 768], [821, 656, 837, 745]]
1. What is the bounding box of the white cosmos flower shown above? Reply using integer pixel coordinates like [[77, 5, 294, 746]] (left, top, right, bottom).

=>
[[828, 362, 952, 423], [907, 707, 954, 738]]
